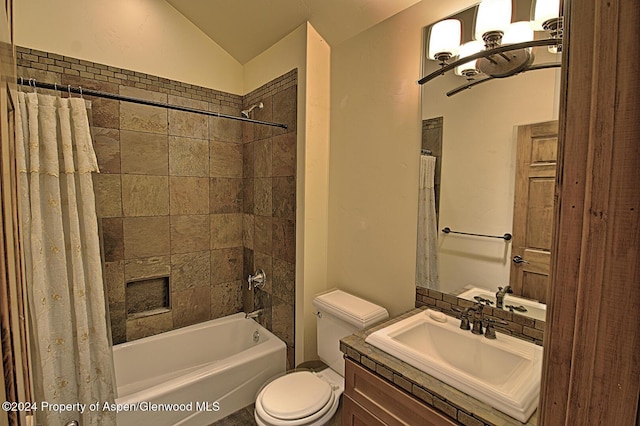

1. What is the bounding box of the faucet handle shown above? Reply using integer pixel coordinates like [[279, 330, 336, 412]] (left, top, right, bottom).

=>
[[452, 306, 471, 330], [483, 318, 509, 339]]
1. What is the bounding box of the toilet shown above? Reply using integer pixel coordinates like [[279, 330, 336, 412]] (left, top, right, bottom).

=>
[[254, 289, 388, 426]]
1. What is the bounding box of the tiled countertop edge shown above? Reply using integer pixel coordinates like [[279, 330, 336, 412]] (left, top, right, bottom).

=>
[[340, 307, 537, 426]]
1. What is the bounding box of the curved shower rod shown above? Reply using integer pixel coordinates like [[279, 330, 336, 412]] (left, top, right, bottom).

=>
[[16, 78, 288, 129]]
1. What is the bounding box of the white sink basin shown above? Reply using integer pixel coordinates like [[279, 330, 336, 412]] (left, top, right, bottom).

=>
[[457, 287, 547, 321], [365, 309, 542, 422]]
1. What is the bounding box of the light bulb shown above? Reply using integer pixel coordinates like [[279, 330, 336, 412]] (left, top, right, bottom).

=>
[[503, 21, 534, 44], [428, 19, 461, 61], [455, 41, 484, 77], [474, 0, 512, 41], [533, 0, 561, 30]]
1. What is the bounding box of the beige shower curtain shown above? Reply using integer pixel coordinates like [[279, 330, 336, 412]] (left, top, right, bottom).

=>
[[415, 154, 439, 289], [16, 92, 116, 426]]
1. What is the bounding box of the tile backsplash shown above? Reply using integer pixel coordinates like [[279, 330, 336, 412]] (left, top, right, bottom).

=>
[[416, 287, 545, 345], [18, 48, 297, 363]]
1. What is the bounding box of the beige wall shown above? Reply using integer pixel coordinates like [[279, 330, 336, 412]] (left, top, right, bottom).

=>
[[14, 0, 243, 94], [328, 0, 477, 317], [422, 63, 560, 294]]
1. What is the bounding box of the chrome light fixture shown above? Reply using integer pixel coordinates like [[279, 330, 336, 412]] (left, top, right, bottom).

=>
[[420, 0, 563, 96]]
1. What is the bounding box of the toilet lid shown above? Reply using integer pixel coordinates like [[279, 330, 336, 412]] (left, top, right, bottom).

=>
[[260, 371, 333, 420]]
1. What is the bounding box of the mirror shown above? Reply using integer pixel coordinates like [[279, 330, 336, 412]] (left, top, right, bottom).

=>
[[417, 1, 561, 320]]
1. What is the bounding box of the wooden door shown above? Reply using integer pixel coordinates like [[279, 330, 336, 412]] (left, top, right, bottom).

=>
[[510, 120, 558, 303]]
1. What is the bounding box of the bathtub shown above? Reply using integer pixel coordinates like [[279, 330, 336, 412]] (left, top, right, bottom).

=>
[[112, 313, 286, 425]]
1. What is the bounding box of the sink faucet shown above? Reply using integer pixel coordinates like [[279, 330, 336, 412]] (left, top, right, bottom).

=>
[[495, 285, 513, 308], [470, 302, 485, 335], [245, 309, 263, 320]]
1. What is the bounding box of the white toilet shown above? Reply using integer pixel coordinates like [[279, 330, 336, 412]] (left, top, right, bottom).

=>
[[254, 289, 388, 426]]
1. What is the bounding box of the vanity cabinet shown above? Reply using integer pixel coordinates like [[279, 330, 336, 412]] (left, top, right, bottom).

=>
[[343, 358, 459, 426]]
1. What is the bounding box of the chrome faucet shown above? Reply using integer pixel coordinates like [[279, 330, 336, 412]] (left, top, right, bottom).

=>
[[245, 309, 263, 320], [495, 285, 513, 308], [247, 269, 266, 290]]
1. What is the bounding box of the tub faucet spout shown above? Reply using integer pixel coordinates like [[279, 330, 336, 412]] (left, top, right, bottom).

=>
[[495, 285, 513, 308], [245, 309, 263, 320]]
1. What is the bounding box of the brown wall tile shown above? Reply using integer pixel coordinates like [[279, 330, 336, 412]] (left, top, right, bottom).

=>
[[93, 174, 122, 217], [169, 136, 209, 177], [210, 214, 242, 249], [254, 178, 273, 216], [120, 130, 168, 175], [254, 215, 273, 254], [92, 127, 120, 173], [273, 258, 295, 305], [123, 217, 170, 258], [209, 178, 242, 214], [243, 178, 254, 214], [121, 175, 169, 216], [272, 176, 295, 220], [272, 218, 295, 263], [172, 287, 211, 328], [101, 217, 124, 261], [210, 141, 243, 177], [170, 214, 210, 254], [119, 86, 168, 134], [210, 281, 243, 319], [171, 251, 210, 292], [126, 311, 173, 341], [169, 176, 209, 215], [243, 142, 254, 178], [253, 138, 272, 177], [243, 214, 254, 250], [273, 86, 297, 135], [210, 104, 242, 143], [124, 256, 170, 281], [272, 132, 296, 177], [168, 95, 208, 139], [211, 247, 244, 285], [253, 97, 273, 141], [104, 260, 125, 304], [272, 297, 294, 347]]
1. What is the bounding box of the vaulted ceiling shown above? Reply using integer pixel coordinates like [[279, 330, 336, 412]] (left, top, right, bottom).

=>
[[165, 0, 422, 64]]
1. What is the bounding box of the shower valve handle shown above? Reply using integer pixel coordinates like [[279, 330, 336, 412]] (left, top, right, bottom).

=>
[[248, 269, 266, 290]]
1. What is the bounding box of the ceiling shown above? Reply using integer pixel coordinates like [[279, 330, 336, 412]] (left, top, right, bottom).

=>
[[165, 0, 421, 64]]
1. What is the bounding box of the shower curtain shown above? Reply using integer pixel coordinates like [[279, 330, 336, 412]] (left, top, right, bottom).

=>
[[16, 92, 116, 426], [415, 154, 439, 289]]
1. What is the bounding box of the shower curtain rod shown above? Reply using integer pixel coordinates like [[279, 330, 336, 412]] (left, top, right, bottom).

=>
[[16, 78, 288, 129]]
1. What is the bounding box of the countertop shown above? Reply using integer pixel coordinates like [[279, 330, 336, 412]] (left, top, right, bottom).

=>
[[340, 307, 537, 426]]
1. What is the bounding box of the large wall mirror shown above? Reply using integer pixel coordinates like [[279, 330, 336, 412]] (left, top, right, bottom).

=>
[[417, 0, 561, 321]]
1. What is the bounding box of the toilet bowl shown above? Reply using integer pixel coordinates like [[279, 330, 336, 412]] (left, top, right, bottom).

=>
[[254, 289, 388, 426], [254, 368, 343, 426]]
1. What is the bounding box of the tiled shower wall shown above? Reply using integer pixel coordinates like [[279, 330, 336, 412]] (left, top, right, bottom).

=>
[[17, 48, 297, 361], [242, 72, 297, 368]]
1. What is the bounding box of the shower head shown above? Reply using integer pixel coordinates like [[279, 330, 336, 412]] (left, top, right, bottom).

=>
[[241, 102, 264, 119]]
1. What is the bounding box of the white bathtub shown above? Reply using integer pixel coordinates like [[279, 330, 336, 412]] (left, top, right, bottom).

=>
[[113, 313, 286, 425]]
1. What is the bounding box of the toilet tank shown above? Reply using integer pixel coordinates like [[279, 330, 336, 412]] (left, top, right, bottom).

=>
[[312, 289, 388, 377]]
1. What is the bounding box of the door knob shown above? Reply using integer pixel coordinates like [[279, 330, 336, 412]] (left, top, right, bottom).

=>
[[512, 255, 529, 264]]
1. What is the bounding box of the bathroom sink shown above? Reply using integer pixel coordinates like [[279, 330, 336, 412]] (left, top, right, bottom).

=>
[[457, 287, 547, 321], [365, 309, 542, 422]]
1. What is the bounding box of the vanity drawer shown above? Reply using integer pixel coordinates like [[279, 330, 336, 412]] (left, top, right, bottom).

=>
[[344, 358, 459, 426]]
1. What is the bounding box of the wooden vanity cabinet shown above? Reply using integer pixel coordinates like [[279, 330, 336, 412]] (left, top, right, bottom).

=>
[[343, 358, 459, 426]]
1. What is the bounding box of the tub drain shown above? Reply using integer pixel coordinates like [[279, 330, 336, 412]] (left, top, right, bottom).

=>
[[253, 330, 260, 342]]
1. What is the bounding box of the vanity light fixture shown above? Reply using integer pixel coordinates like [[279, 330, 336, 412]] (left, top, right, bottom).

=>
[[419, 0, 563, 96], [428, 19, 462, 65]]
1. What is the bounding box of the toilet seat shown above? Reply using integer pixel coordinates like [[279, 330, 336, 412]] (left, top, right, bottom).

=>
[[255, 369, 343, 426]]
